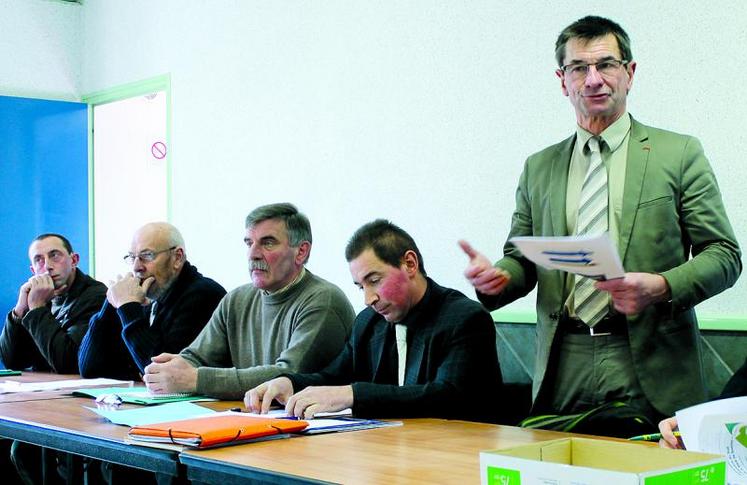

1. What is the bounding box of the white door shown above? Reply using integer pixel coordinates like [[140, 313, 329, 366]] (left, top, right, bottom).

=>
[[92, 91, 168, 283]]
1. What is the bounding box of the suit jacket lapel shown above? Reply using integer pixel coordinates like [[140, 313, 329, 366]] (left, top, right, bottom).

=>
[[619, 119, 650, 263], [404, 329, 425, 385], [371, 321, 390, 380], [549, 135, 575, 237]]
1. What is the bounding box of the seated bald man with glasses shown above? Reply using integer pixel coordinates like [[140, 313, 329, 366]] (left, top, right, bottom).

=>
[[78, 222, 226, 380]]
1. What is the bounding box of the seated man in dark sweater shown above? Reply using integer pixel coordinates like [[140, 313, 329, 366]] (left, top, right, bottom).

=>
[[246, 219, 504, 423], [78, 222, 226, 380], [658, 355, 747, 449]]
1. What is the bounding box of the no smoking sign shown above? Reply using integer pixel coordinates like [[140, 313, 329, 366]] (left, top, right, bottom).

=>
[[151, 141, 167, 159]]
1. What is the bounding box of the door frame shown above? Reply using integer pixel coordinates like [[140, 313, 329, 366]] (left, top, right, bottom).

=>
[[81, 74, 172, 275]]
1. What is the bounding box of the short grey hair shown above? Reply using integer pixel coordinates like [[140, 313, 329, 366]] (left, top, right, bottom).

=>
[[245, 203, 312, 247], [555, 16, 632, 67]]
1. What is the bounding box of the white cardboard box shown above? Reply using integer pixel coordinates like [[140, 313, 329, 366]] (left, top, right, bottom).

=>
[[480, 437, 725, 485]]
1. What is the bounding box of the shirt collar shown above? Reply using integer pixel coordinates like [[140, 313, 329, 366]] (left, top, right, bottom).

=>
[[575, 112, 631, 153]]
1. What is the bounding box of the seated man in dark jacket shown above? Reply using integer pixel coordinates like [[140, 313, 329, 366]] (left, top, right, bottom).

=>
[[0, 233, 106, 485], [0, 233, 105, 373], [79, 222, 226, 380], [246, 219, 504, 423]]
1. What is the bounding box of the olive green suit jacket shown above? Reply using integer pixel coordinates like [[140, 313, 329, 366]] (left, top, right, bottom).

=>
[[480, 118, 742, 416]]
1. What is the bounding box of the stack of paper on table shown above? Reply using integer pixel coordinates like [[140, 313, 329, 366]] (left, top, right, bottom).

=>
[[238, 408, 401, 435], [0, 377, 128, 394], [93, 405, 401, 451]]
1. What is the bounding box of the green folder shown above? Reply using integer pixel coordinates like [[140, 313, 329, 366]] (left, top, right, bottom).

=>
[[73, 386, 216, 405], [0, 369, 22, 376]]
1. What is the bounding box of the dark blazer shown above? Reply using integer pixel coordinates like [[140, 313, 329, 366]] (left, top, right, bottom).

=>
[[479, 117, 742, 416], [0, 269, 106, 373], [288, 278, 503, 423], [719, 356, 747, 400], [78, 261, 226, 379]]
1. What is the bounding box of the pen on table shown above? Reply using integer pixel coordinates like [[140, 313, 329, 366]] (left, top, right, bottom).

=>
[[629, 431, 680, 441], [228, 407, 242, 412]]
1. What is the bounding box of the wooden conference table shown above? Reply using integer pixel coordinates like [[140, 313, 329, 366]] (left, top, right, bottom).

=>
[[0, 373, 616, 484], [180, 418, 577, 484]]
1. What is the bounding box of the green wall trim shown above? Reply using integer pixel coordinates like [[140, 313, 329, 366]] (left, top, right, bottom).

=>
[[86, 105, 95, 276], [697, 316, 747, 332], [491, 309, 747, 331], [81, 74, 171, 106], [491, 310, 537, 325], [81, 74, 173, 269]]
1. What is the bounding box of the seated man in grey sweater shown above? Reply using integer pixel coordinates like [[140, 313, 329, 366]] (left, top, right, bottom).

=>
[[143, 203, 355, 399]]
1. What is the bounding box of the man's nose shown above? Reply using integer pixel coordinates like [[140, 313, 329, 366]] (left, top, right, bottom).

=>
[[364, 287, 378, 307], [585, 65, 604, 86], [248, 244, 262, 260], [132, 258, 146, 272]]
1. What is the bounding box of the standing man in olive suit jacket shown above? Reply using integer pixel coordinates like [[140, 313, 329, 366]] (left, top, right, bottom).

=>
[[461, 16, 741, 424]]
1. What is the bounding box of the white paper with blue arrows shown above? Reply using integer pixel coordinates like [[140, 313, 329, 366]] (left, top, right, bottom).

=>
[[509, 233, 624, 280]]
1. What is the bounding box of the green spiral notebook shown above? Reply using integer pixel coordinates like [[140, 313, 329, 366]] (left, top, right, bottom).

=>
[[73, 386, 216, 405], [0, 370, 22, 376]]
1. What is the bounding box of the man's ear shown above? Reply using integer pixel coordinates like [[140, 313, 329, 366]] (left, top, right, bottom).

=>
[[295, 241, 311, 265], [625, 60, 637, 93], [172, 247, 186, 270], [401, 250, 420, 276], [70, 253, 80, 268], [556, 69, 570, 97]]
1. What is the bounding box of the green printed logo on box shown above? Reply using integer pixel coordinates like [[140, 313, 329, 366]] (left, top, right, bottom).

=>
[[644, 462, 726, 485], [486, 466, 521, 485]]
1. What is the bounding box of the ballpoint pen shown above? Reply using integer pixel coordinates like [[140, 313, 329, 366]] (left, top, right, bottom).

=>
[[629, 431, 680, 441]]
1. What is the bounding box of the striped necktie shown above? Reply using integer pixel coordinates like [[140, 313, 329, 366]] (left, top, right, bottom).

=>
[[574, 136, 609, 326]]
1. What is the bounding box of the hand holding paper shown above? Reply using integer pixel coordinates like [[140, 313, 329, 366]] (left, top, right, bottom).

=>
[[596, 272, 671, 314]]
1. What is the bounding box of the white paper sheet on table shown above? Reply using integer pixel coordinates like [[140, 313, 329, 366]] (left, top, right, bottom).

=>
[[87, 401, 216, 426], [0, 377, 129, 394]]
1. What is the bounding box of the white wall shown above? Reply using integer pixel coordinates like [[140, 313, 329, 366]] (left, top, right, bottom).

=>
[[6, 1, 747, 318], [0, 0, 80, 100]]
